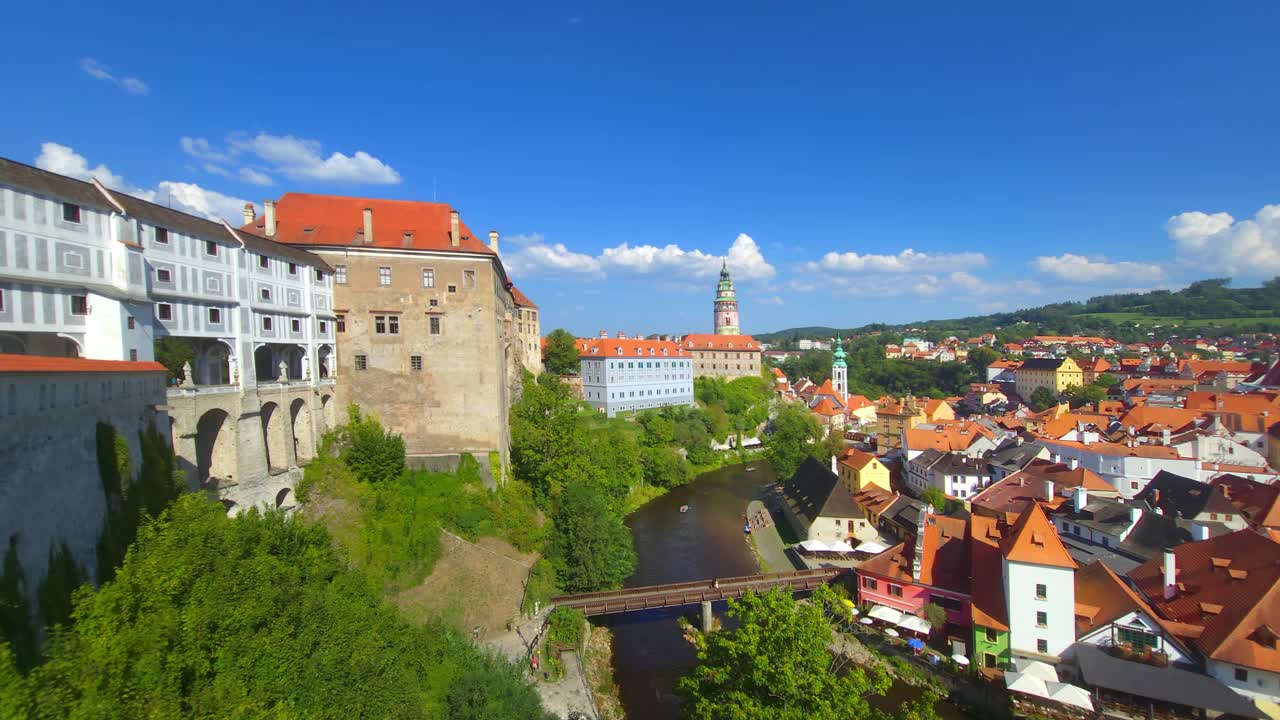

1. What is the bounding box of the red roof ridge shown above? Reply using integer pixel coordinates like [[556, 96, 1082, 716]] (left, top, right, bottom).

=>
[[0, 354, 167, 374]]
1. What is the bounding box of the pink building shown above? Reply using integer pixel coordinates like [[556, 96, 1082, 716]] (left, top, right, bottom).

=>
[[855, 513, 972, 631]]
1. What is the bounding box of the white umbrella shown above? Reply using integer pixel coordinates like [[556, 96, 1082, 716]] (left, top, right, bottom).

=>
[[952, 654, 970, 666], [798, 539, 830, 553], [855, 540, 889, 554], [828, 540, 856, 553], [867, 605, 905, 624], [1005, 672, 1051, 699], [897, 616, 932, 634], [859, 617, 874, 625], [1012, 658, 1059, 683], [884, 628, 900, 638], [1047, 682, 1094, 712]]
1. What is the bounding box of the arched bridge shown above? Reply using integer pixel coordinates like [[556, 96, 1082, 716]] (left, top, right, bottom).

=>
[[552, 568, 843, 617]]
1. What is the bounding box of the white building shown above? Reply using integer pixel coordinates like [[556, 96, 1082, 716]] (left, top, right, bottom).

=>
[[579, 338, 693, 417], [0, 156, 339, 512], [905, 449, 991, 500], [1002, 504, 1077, 659]]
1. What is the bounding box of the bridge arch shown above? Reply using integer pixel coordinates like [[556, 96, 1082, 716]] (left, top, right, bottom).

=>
[[260, 401, 290, 471], [289, 397, 314, 462], [195, 408, 236, 487], [275, 488, 295, 508], [321, 394, 336, 428]]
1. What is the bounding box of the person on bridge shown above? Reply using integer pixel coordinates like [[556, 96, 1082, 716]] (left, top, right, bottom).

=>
[[712, 578, 720, 589]]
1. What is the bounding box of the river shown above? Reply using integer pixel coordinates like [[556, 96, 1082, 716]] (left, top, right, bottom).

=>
[[607, 461, 970, 720]]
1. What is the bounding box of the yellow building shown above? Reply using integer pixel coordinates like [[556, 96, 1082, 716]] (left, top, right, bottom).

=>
[[1015, 357, 1083, 399], [837, 448, 891, 492], [874, 395, 955, 450]]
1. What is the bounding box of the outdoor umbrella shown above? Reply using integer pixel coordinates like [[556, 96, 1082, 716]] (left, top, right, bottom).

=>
[[952, 654, 970, 666], [884, 628, 900, 638], [859, 617, 874, 625], [907, 638, 925, 651]]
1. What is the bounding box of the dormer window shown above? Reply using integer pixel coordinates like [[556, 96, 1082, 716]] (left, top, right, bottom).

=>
[[259, 255, 270, 269]]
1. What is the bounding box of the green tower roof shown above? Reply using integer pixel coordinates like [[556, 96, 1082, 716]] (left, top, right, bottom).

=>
[[832, 336, 847, 368]]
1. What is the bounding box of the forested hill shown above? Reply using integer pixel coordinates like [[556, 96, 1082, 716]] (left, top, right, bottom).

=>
[[757, 278, 1280, 342]]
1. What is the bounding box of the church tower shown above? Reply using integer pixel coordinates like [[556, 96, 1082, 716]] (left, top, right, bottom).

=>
[[714, 260, 740, 335], [832, 336, 848, 402]]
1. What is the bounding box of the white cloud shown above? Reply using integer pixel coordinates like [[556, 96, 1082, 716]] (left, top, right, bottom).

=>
[[807, 248, 988, 273], [181, 137, 230, 163], [229, 133, 401, 184], [80, 58, 148, 96], [1032, 253, 1167, 282], [949, 271, 985, 292], [238, 168, 274, 186], [760, 295, 785, 306], [502, 232, 775, 283], [1167, 204, 1280, 278], [36, 142, 252, 223], [202, 163, 232, 178], [35, 142, 126, 188]]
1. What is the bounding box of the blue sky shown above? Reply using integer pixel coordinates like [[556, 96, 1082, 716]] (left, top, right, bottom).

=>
[[4, 2, 1279, 336]]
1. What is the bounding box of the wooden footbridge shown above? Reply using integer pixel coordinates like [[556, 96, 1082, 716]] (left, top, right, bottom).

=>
[[551, 568, 843, 618]]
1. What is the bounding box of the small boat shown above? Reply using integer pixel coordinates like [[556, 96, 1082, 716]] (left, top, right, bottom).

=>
[[745, 466, 758, 473], [679, 505, 690, 513]]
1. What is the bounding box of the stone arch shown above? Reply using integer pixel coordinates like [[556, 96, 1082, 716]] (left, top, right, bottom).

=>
[[289, 397, 315, 462], [53, 334, 83, 357], [196, 340, 232, 385], [321, 394, 336, 428], [254, 345, 277, 382], [196, 408, 236, 487], [275, 488, 294, 508], [317, 345, 334, 378], [0, 333, 26, 354], [284, 346, 306, 380], [260, 401, 290, 471]]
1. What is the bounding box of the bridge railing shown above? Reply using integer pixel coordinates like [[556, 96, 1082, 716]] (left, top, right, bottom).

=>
[[552, 568, 839, 605]]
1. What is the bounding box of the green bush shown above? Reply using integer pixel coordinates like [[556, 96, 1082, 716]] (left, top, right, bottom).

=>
[[0, 537, 36, 674], [547, 484, 636, 593], [342, 405, 406, 483], [522, 559, 558, 614], [546, 607, 585, 650]]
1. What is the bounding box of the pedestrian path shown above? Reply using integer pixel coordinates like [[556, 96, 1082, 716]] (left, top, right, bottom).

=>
[[747, 499, 796, 572]]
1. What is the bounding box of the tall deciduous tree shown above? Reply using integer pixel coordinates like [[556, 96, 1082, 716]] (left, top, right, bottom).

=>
[[763, 402, 822, 481], [543, 328, 581, 376], [1029, 386, 1059, 412], [547, 484, 637, 593]]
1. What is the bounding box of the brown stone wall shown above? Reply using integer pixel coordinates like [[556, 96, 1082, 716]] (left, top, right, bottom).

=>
[[691, 349, 762, 379], [320, 249, 517, 467]]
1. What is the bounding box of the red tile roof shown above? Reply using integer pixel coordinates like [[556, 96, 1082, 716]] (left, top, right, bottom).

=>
[[811, 397, 844, 417], [509, 285, 537, 309], [839, 448, 880, 471], [578, 338, 684, 358], [681, 334, 759, 351], [1039, 437, 1183, 460], [970, 515, 1009, 630], [244, 193, 496, 255], [971, 458, 1112, 518], [1129, 529, 1280, 672], [0, 354, 166, 374], [858, 514, 969, 593], [1001, 503, 1076, 569]]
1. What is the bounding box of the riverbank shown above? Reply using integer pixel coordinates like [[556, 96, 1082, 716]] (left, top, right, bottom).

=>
[[745, 498, 794, 572]]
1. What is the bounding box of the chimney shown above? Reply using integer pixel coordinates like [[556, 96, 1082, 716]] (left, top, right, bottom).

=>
[[831, 455, 838, 475], [488, 230, 499, 254], [1192, 523, 1210, 541], [1163, 548, 1177, 600], [599, 330, 608, 339], [264, 200, 277, 236], [1068, 457, 1079, 470], [1129, 506, 1142, 527], [242, 202, 255, 226], [1043, 479, 1054, 502], [618, 331, 628, 340], [1073, 487, 1088, 513], [450, 210, 460, 247], [362, 207, 373, 244], [1161, 428, 1171, 446]]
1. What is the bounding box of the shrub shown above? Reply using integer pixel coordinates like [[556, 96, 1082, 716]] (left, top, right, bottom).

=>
[[342, 405, 406, 483]]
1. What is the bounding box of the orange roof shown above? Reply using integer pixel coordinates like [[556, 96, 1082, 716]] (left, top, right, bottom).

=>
[[845, 394, 874, 411], [969, 515, 1009, 630], [1001, 503, 1076, 569], [970, 458, 1112, 517], [245, 193, 496, 256], [989, 359, 1021, 369], [811, 397, 843, 417], [578, 338, 684, 358], [771, 367, 786, 379], [509, 285, 538, 309], [852, 485, 898, 514], [0, 354, 166, 374], [1034, 335, 1113, 345], [1074, 561, 1180, 641], [1039, 437, 1183, 459], [1179, 359, 1255, 376], [1118, 406, 1205, 434], [839, 448, 881, 471], [903, 420, 992, 454], [922, 398, 949, 417], [1129, 529, 1280, 672], [858, 514, 969, 592], [1210, 475, 1280, 529], [681, 334, 759, 351]]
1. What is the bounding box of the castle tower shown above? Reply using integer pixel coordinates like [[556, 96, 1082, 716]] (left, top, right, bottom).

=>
[[832, 336, 848, 402], [713, 259, 740, 335]]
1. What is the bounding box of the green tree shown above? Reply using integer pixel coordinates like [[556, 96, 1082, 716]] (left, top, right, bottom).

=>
[[1064, 383, 1106, 408], [1029, 386, 1059, 412], [764, 403, 822, 480], [547, 484, 637, 593], [1093, 372, 1118, 388], [343, 405, 407, 483], [543, 328, 581, 375], [678, 587, 896, 720], [640, 445, 693, 488], [919, 486, 952, 514], [923, 602, 947, 630], [966, 346, 1000, 377], [152, 336, 195, 383]]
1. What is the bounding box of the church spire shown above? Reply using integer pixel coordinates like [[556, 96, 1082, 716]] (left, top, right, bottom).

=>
[[714, 260, 739, 335]]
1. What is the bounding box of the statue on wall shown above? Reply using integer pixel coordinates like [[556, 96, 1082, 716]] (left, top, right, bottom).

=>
[[181, 361, 195, 388]]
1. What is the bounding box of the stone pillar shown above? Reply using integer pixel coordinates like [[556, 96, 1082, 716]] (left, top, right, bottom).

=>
[[701, 600, 714, 633]]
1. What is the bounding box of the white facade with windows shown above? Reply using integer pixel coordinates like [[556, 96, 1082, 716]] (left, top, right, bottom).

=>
[[579, 339, 694, 417], [1004, 561, 1076, 659]]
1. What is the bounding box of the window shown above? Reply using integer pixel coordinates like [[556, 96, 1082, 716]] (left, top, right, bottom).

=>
[[290, 318, 301, 333], [262, 316, 273, 331], [319, 321, 328, 334], [336, 265, 348, 284], [288, 262, 298, 275], [70, 295, 88, 315], [336, 315, 346, 333], [389, 316, 399, 334], [315, 269, 325, 282], [1117, 626, 1160, 650], [888, 584, 903, 597], [378, 266, 391, 286], [157, 303, 173, 321], [1036, 612, 1048, 628], [429, 298, 439, 307], [1036, 584, 1047, 600], [156, 268, 172, 283], [155, 227, 169, 245], [259, 255, 270, 269], [375, 316, 387, 334], [463, 269, 476, 288], [204, 240, 218, 256], [126, 316, 134, 329], [129, 349, 138, 361], [430, 316, 441, 335], [985, 628, 998, 643], [1236, 668, 1249, 682], [354, 354, 368, 371], [62, 203, 81, 223], [422, 269, 435, 288], [260, 287, 271, 302], [410, 355, 423, 371], [1130, 481, 1139, 490], [1037, 639, 1048, 654], [1209, 513, 1218, 521], [983, 653, 997, 669], [208, 308, 221, 324], [447, 284, 457, 293]]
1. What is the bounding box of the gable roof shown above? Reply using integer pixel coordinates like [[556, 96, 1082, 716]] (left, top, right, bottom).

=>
[[0, 156, 118, 211], [971, 458, 1112, 517], [1001, 503, 1077, 569], [1209, 475, 1280, 529], [1136, 471, 1237, 521], [1074, 560, 1174, 639], [839, 448, 880, 471], [857, 514, 969, 593], [509, 285, 537, 309], [779, 456, 865, 527], [578, 338, 684, 359], [811, 397, 844, 417], [681, 334, 759, 351], [0, 354, 166, 374], [969, 514, 1009, 630], [1129, 529, 1280, 673], [246, 192, 496, 256], [1019, 357, 1068, 371]]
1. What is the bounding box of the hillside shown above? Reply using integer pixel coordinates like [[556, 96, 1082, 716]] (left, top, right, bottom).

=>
[[757, 278, 1280, 343]]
